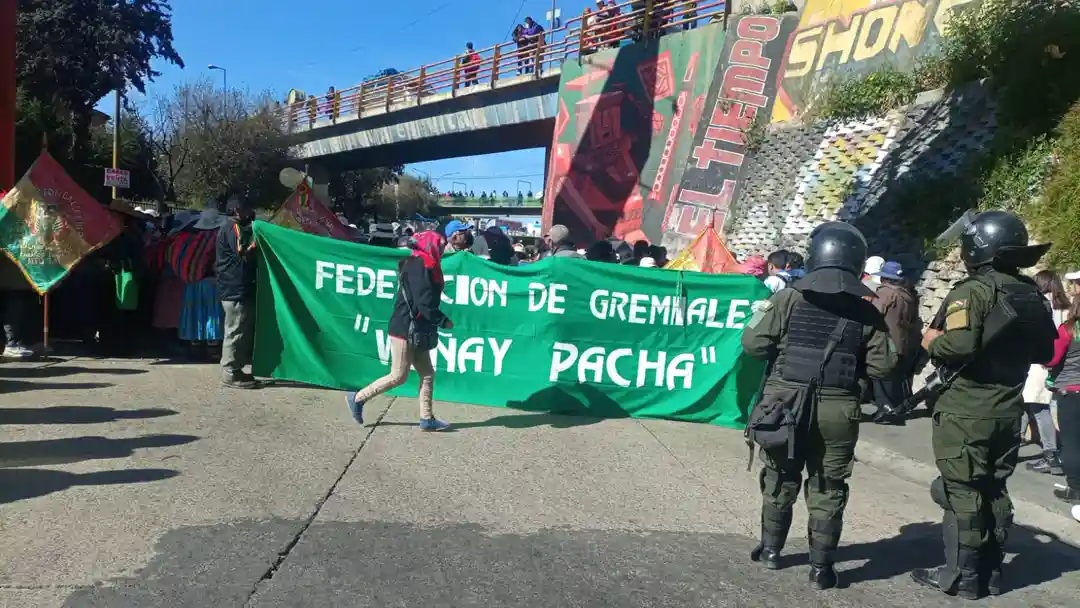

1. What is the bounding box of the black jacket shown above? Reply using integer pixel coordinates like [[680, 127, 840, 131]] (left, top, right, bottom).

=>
[[388, 256, 447, 339], [215, 220, 257, 302]]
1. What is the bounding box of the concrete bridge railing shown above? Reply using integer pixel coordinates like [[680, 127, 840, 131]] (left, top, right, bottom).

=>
[[275, 0, 730, 133]]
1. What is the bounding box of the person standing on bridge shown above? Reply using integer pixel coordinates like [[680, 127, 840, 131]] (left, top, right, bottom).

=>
[[345, 231, 453, 432], [512, 24, 528, 74], [522, 17, 545, 74], [462, 42, 481, 86]]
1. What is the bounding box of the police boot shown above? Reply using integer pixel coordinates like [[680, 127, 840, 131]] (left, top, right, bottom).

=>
[[910, 510, 982, 600], [750, 503, 792, 570], [807, 518, 842, 590], [979, 543, 1004, 597]]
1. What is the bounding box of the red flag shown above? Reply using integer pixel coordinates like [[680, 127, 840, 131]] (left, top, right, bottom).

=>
[[0, 151, 124, 293], [270, 181, 351, 240]]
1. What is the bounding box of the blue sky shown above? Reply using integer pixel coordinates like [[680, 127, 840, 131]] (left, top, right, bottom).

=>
[[99, 0, 601, 197]]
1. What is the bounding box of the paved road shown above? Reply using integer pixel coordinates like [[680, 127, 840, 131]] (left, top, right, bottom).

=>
[[2, 357, 1079, 607], [856, 402, 1076, 521]]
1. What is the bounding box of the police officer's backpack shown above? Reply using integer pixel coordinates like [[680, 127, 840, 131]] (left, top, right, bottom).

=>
[[745, 319, 849, 459]]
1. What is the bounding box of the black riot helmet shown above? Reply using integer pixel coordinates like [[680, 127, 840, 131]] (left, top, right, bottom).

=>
[[961, 210, 1050, 269], [805, 221, 868, 276]]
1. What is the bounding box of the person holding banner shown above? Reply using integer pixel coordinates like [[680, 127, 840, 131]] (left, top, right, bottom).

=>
[[345, 231, 453, 431], [217, 197, 259, 388], [742, 222, 896, 591]]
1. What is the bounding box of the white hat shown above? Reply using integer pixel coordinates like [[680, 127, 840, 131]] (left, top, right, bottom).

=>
[[1064, 270, 1080, 282], [193, 208, 228, 230], [863, 256, 885, 275], [368, 223, 396, 239], [639, 256, 657, 268]]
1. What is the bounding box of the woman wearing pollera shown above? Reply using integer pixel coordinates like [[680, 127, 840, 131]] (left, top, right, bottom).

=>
[[345, 231, 453, 431]]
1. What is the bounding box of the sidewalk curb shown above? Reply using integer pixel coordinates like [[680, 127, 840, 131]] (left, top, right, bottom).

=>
[[855, 440, 1080, 544]]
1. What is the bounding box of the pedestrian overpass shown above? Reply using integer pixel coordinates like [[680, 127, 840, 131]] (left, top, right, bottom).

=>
[[276, 0, 729, 171]]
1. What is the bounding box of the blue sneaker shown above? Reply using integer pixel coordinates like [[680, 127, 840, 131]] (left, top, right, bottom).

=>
[[345, 391, 364, 425], [418, 418, 451, 432]]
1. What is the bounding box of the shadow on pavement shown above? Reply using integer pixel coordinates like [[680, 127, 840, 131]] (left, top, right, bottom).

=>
[[829, 521, 1080, 595], [255, 379, 326, 390], [0, 380, 114, 394], [453, 412, 607, 430], [0, 468, 179, 504], [375, 412, 606, 431], [0, 434, 199, 467], [0, 406, 177, 425], [375, 385, 621, 431], [508, 385, 631, 420], [0, 365, 149, 378]]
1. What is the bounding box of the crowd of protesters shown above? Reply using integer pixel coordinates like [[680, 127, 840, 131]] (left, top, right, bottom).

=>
[[0, 197, 261, 389], [6, 207, 1079, 509]]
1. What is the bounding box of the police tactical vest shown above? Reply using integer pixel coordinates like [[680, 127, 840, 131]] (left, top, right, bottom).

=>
[[956, 272, 1057, 387], [778, 299, 864, 392]]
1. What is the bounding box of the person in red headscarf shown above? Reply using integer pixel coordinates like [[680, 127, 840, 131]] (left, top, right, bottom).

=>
[[739, 255, 768, 280], [345, 231, 454, 431]]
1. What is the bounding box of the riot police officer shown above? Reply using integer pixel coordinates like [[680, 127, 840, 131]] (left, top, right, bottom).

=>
[[742, 221, 896, 590], [910, 210, 1057, 599]]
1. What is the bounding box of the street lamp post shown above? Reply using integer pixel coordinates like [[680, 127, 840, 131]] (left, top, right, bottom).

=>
[[208, 64, 227, 119]]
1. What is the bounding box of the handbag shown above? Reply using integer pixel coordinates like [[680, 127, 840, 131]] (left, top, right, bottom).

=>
[[398, 267, 440, 351], [114, 267, 139, 311]]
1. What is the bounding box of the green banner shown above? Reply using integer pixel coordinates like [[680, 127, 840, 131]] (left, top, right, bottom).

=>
[[252, 221, 769, 428]]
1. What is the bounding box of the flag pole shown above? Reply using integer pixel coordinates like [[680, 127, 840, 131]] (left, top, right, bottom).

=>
[[40, 132, 51, 350], [42, 291, 49, 349]]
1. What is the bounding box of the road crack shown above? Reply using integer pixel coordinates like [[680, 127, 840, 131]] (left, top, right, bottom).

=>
[[242, 397, 396, 605]]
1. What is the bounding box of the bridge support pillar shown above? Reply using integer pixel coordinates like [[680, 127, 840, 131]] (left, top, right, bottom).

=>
[[541, 144, 553, 232]]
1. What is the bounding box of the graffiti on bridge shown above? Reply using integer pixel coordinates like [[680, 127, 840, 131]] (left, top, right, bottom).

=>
[[665, 15, 797, 250], [543, 23, 726, 245]]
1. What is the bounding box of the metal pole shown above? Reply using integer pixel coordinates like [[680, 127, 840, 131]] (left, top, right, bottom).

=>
[[550, 0, 556, 29], [42, 293, 49, 349], [222, 69, 227, 120], [111, 87, 121, 202], [0, 0, 16, 191]]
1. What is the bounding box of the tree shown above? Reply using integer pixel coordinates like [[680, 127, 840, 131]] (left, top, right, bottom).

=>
[[139, 92, 188, 203], [328, 166, 403, 222], [372, 174, 437, 220], [133, 78, 292, 206], [14, 86, 158, 203], [16, 0, 184, 156]]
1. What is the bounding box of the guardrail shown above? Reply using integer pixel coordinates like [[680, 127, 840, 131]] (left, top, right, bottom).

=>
[[278, 0, 728, 131], [436, 197, 544, 208]]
